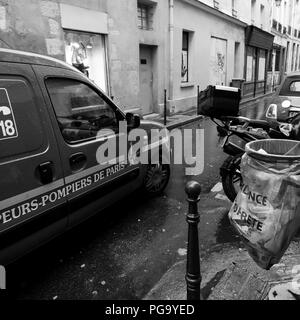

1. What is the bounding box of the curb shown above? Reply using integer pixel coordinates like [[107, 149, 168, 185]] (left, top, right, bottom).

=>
[[166, 115, 204, 130], [159, 92, 273, 129]]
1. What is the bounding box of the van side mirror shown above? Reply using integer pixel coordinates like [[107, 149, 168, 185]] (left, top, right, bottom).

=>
[[126, 112, 140, 129]]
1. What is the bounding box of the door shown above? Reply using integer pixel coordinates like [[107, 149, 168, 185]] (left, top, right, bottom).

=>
[[33, 65, 142, 227], [209, 37, 227, 86], [139, 46, 153, 114], [0, 63, 67, 257]]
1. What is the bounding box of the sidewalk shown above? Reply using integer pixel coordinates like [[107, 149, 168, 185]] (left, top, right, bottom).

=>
[[142, 108, 203, 130], [142, 91, 300, 301], [144, 240, 300, 300], [144, 91, 274, 130], [143, 186, 300, 301], [143, 181, 300, 301]]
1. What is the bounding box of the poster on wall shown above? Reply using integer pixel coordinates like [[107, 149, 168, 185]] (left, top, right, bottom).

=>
[[209, 37, 227, 86]]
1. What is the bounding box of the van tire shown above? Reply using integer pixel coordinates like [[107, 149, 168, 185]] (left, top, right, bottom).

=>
[[142, 163, 170, 197]]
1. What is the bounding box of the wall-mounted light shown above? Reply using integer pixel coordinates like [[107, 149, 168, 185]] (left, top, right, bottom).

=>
[[275, 0, 282, 7]]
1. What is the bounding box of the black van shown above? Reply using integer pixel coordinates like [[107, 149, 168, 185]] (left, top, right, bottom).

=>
[[0, 49, 170, 264]]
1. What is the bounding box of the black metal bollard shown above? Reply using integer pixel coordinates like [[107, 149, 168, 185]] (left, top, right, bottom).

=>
[[164, 89, 167, 126], [185, 181, 202, 300]]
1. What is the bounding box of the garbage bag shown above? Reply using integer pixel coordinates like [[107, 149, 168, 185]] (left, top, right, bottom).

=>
[[228, 139, 300, 270]]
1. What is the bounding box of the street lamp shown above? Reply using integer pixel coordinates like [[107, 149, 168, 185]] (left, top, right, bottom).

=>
[[275, 0, 282, 7]]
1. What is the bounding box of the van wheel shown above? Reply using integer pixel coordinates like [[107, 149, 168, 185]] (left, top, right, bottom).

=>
[[143, 163, 170, 196]]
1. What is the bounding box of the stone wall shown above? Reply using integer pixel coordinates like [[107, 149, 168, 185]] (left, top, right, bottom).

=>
[[0, 0, 106, 60], [0, 0, 65, 59]]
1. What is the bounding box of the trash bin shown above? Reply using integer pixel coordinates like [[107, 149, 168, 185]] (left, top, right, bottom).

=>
[[229, 139, 300, 270]]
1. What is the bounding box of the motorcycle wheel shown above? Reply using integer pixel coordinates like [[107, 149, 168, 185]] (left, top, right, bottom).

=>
[[221, 155, 242, 202]]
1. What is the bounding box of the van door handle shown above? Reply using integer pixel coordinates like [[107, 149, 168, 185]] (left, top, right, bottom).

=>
[[38, 162, 53, 185], [69, 153, 87, 172]]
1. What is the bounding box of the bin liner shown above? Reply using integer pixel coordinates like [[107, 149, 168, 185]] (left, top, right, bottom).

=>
[[228, 139, 300, 270]]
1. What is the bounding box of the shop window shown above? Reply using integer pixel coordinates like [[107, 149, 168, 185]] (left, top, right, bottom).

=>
[[258, 49, 267, 81], [267, 50, 273, 72], [64, 30, 108, 93], [181, 31, 189, 83], [46, 78, 118, 143], [137, 3, 154, 30], [246, 46, 256, 82]]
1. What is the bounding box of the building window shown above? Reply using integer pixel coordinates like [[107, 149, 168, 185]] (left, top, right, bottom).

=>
[[292, 43, 296, 71], [234, 42, 240, 77], [232, 0, 237, 17], [275, 49, 281, 72], [64, 30, 108, 93], [181, 31, 189, 83], [285, 42, 290, 72], [296, 44, 300, 71], [260, 5, 265, 29], [267, 50, 273, 72], [137, 3, 153, 30], [251, 0, 256, 25]]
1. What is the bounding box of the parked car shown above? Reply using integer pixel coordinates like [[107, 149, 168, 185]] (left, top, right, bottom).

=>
[[0, 49, 170, 264], [266, 72, 300, 138]]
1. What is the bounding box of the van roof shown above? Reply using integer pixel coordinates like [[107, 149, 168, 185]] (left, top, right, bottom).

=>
[[0, 48, 79, 72]]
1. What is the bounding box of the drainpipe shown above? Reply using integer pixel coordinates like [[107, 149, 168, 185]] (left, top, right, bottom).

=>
[[169, 0, 174, 101]]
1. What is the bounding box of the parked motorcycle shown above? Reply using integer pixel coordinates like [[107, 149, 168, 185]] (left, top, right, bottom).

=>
[[197, 84, 300, 202], [214, 113, 300, 202]]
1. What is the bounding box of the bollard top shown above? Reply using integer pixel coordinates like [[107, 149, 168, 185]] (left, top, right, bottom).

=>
[[185, 181, 201, 201]]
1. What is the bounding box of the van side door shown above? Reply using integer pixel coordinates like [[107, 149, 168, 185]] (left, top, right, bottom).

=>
[[0, 63, 67, 262], [33, 65, 142, 226]]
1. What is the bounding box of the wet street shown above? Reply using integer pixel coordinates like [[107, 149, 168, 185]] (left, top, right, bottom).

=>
[[6, 97, 272, 300]]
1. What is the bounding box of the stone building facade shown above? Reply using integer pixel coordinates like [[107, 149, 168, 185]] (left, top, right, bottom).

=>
[[0, 0, 299, 116]]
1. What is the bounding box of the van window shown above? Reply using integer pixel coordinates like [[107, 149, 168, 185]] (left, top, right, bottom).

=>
[[0, 79, 44, 162], [45, 78, 118, 143]]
